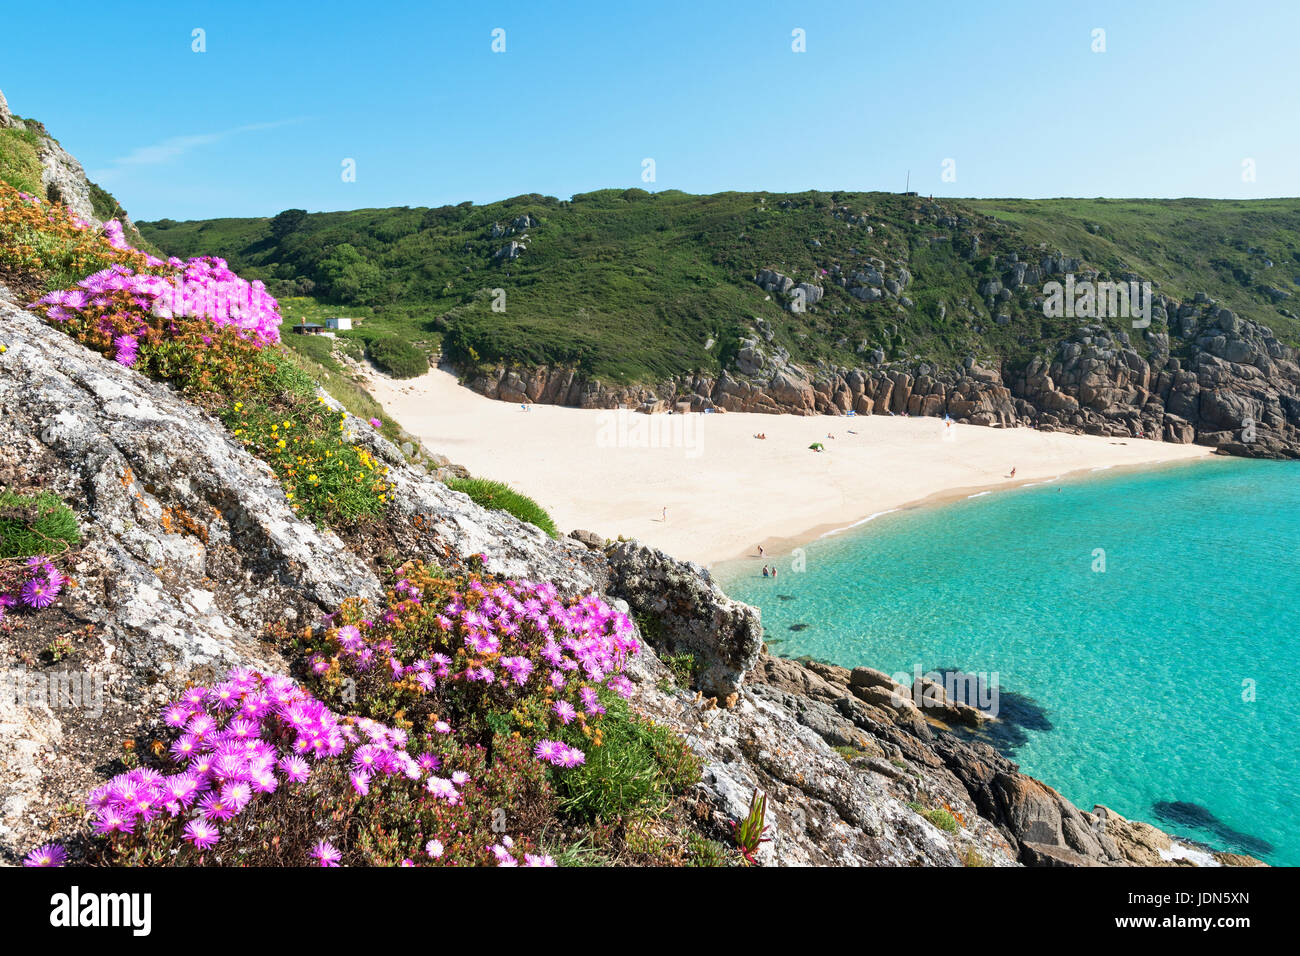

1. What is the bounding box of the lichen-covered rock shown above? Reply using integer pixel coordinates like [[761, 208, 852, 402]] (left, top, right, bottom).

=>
[[38, 137, 98, 226], [604, 540, 762, 699]]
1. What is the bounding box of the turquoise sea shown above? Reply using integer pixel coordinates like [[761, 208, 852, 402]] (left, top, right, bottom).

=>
[[715, 457, 1300, 866]]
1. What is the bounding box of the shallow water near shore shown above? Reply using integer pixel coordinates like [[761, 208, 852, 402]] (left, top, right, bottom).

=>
[[715, 456, 1300, 865]]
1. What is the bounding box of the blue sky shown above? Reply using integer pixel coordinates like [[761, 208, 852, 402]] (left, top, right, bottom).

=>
[[2, 0, 1296, 221]]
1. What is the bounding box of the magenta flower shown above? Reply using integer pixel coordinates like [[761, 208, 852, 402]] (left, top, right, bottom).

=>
[[369, 417, 382, 428], [311, 839, 342, 867], [350, 771, 371, 796], [23, 843, 67, 867], [553, 700, 577, 725], [533, 740, 564, 764], [20, 577, 58, 609], [183, 819, 220, 850], [557, 745, 586, 768]]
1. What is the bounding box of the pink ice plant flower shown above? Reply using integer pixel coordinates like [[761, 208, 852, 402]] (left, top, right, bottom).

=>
[[311, 839, 343, 867], [23, 843, 67, 867], [35, 254, 284, 347]]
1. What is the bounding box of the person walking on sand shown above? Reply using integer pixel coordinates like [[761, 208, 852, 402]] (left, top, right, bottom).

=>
[[1009, 467, 1017, 478], [757, 545, 765, 557], [660, 506, 667, 522]]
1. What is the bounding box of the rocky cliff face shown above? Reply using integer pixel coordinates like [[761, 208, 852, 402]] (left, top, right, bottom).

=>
[[0, 88, 128, 231], [464, 294, 1300, 460], [0, 286, 1261, 866]]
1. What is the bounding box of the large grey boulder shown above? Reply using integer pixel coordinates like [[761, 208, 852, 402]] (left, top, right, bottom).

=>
[[604, 540, 762, 700]]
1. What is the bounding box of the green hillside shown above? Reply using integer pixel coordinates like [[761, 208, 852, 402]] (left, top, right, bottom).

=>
[[139, 191, 1300, 385]]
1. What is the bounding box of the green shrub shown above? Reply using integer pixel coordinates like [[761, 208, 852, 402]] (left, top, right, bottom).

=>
[[444, 476, 558, 537], [0, 489, 80, 559], [366, 335, 428, 378]]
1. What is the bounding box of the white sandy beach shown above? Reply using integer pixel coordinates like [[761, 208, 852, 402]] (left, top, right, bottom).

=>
[[365, 366, 1214, 566]]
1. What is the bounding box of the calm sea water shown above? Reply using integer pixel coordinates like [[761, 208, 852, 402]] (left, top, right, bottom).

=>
[[715, 457, 1300, 865]]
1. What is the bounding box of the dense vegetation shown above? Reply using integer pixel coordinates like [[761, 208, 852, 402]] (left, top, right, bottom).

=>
[[3, 181, 391, 529], [141, 190, 1300, 385], [30, 563, 732, 867]]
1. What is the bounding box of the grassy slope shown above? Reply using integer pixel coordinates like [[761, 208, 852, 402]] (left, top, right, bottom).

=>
[[139, 191, 1300, 386], [1, 114, 154, 255], [0, 124, 45, 196]]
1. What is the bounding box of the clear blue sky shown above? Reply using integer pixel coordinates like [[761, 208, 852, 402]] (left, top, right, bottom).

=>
[[2, 0, 1296, 221]]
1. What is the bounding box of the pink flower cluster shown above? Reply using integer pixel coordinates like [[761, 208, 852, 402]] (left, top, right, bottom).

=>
[[0, 555, 65, 620], [75, 668, 516, 866], [33, 665, 568, 866], [101, 218, 130, 251], [490, 835, 555, 867], [35, 255, 283, 359], [325, 577, 640, 769]]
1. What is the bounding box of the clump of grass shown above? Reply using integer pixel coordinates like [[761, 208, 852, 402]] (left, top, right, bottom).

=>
[[914, 806, 959, 833], [556, 694, 701, 822], [660, 651, 698, 688], [444, 476, 558, 537], [0, 126, 45, 197], [686, 833, 734, 867], [960, 845, 988, 867], [0, 488, 80, 559]]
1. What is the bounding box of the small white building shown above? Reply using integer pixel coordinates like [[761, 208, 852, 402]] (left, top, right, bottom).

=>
[[325, 317, 353, 331]]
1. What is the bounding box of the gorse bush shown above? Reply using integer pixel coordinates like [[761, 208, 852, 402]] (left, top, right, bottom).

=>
[[223, 393, 391, 524], [444, 477, 558, 537]]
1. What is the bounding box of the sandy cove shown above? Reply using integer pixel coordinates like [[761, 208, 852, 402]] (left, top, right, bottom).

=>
[[364, 366, 1214, 566]]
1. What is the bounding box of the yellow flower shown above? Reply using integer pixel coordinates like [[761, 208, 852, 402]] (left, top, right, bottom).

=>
[[309, 474, 320, 483], [234, 402, 242, 410], [276, 439, 286, 450], [282, 421, 291, 429]]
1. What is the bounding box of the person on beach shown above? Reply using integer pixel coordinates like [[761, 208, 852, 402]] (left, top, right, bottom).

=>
[[757, 545, 764, 557], [660, 507, 667, 522], [762, 565, 769, 577], [1009, 467, 1017, 478]]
